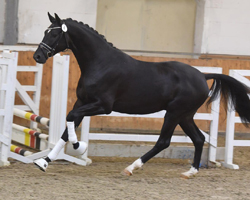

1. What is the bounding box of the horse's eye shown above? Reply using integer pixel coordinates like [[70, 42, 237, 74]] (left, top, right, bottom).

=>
[[44, 29, 51, 35], [51, 31, 57, 37]]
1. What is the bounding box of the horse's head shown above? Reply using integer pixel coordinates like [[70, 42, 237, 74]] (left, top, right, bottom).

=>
[[33, 13, 69, 64]]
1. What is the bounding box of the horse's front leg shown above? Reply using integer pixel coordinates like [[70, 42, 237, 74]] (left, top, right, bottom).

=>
[[34, 100, 110, 172], [66, 100, 109, 144]]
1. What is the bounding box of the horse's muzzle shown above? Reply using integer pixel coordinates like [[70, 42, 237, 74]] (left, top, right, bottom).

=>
[[33, 48, 48, 64]]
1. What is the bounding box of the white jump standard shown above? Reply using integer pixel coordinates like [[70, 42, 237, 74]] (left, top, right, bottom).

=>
[[0, 51, 90, 166]]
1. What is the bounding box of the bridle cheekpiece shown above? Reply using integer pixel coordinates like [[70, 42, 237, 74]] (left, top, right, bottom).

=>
[[39, 23, 69, 58]]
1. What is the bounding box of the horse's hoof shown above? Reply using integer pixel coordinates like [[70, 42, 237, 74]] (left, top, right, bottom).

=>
[[180, 167, 198, 179], [122, 169, 132, 176], [34, 158, 48, 172], [180, 173, 195, 179]]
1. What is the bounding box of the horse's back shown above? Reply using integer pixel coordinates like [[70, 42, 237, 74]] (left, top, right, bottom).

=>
[[137, 60, 209, 97], [155, 61, 210, 112], [112, 60, 209, 114]]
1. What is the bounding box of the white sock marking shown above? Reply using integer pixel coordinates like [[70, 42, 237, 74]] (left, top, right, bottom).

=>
[[181, 166, 198, 178], [125, 158, 143, 174]]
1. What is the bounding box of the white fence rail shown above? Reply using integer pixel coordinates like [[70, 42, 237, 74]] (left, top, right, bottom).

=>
[[223, 70, 250, 169], [81, 67, 222, 164]]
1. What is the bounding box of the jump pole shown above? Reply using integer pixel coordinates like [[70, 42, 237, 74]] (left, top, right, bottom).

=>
[[13, 108, 50, 127], [12, 124, 48, 140], [10, 144, 33, 156], [12, 123, 48, 140], [12, 109, 49, 152], [12, 123, 48, 150]]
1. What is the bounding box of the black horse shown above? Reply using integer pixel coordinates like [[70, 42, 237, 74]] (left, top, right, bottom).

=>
[[33, 13, 250, 178]]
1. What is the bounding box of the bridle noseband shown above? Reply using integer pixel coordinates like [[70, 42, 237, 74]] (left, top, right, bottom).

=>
[[39, 23, 70, 58]]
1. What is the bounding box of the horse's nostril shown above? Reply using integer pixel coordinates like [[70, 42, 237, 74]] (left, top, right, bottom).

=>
[[36, 55, 41, 60]]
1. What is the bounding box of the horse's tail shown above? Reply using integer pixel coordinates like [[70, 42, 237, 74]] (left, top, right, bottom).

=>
[[205, 73, 250, 125]]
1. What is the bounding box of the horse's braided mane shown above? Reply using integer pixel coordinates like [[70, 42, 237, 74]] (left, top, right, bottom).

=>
[[66, 18, 116, 48]]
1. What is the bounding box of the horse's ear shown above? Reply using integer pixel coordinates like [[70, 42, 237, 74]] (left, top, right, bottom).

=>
[[54, 13, 62, 25], [48, 12, 55, 23]]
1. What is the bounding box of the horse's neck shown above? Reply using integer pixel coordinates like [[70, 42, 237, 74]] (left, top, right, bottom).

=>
[[68, 25, 111, 70]]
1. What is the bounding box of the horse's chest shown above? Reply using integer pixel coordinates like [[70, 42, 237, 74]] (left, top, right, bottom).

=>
[[76, 78, 103, 99]]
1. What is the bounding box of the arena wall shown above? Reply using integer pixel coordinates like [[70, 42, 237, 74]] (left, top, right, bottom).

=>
[[198, 0, 250, 55], [96, 0, 196, 54], [17, 0, 98, 44], [0, 0, 5, 42], [1, 0, 250, 57], [14, 51, 250, 134]]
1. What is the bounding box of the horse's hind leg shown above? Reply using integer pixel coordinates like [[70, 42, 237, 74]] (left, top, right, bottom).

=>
[[179, 117, 205, 178], [123, 112, 179, 175]]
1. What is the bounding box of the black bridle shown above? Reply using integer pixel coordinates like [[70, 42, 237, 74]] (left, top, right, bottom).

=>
[[39, 24, 70, 58]]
